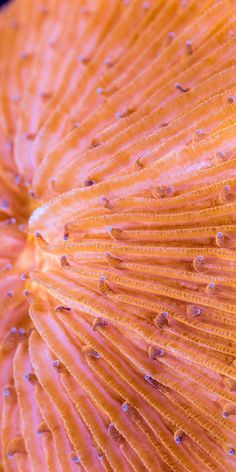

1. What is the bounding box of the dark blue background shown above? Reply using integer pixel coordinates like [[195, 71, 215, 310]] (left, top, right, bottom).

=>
[[0, 0, 11, 6]]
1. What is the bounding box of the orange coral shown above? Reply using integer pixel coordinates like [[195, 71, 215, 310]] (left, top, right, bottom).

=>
[[0, 0, 236, 471]]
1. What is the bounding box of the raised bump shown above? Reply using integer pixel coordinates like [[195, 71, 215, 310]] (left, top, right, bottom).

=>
[[82, 345, 101, 359], [108, 424, 124, 445], [185, 39, 193, 54], [55, 305, 71, 313], [148, 345, 164, 360], [175, 82, 190, 93], [193, 255, 204, 271], [36, 422, 50, 435], [186, 306, 201, 317], [144, 374, 159, 389], [70, 451, 80, 463], [52, 359, 63, 373], [106, 252, 123, 269], [92, 317, 109, 331], [154, 312, 169, 329], [24, 373, 37, 385], [152, 185, 175, 199], [174, 430, 185, 444]]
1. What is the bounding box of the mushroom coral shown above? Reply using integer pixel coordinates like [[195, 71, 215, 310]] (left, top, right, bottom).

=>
[[1, 0, 236, 471]]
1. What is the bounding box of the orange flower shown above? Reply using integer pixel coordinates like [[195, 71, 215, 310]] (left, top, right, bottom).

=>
[[0, 0, 236, 471]]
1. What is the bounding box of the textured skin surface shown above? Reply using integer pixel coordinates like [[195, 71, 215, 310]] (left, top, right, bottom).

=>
[[0, 1, 236, 471]]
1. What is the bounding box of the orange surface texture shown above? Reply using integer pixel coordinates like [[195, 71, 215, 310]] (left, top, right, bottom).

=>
[[0, 1, 236, 471]]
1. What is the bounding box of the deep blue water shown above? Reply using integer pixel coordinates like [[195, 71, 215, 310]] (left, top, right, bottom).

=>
[[0, 0, 11, 7]]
